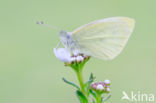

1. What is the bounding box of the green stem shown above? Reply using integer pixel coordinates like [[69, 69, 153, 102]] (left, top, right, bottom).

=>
[[76, 70, 86, 96], [96, 93, 102, 103]]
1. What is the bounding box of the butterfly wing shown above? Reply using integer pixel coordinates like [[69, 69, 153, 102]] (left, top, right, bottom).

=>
[[71, 17, 135, 60]]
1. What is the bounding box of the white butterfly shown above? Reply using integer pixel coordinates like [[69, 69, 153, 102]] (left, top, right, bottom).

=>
[[57, 17, 135, 61]]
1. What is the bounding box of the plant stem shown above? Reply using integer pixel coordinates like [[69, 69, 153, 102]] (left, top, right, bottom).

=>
[[96, 93, 102, 103], [76, 70, 86, 95]]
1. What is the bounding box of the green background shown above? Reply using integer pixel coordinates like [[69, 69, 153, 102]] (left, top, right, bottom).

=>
[[0, 0, 156, 103]]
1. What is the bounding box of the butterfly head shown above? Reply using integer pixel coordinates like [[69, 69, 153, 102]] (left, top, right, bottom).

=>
[[59, 30, 74, 50]]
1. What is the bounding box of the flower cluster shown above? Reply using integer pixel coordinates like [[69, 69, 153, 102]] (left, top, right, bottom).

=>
[[53, 47, 111, 103], [91, 80, 110, 93], [53, 48, 89, 63]]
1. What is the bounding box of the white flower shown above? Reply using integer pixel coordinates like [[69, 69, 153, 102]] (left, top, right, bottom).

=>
[[53, 48, 72, 63], [96, 84, 104, 90], [106, 88, 110, 92], [70, 57, 76, 62], [104, 79, 110, 84], [76, 56, 84, 62]]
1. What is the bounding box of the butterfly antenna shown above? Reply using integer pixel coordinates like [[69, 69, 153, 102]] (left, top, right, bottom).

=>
[[36, 21, 61, 31]]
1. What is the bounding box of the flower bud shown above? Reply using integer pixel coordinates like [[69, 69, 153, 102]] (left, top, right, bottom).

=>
[[76, 56, 84, 62], [91, 80, 111, 93], [106, 88, 110, 92], [96, 84, 104, 90], [70, 57, 76, 62], [104, 79, 110, 85], [98, 81, 105, 87], [91, 82, 97, 89]]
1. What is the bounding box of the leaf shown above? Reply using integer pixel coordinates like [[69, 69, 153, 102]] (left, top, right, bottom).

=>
[[89, 73, 94, 81], [89, 89, 97, 98], [85, 73, 94, 87], [76, 90, 88, 103], [62, 78, 80, 90], [84, 73, 95, 96], [88, 73, 94, 85], [102, 94, 111, 102]]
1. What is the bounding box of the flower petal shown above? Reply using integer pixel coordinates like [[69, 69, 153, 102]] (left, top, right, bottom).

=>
[[53, 48, 71, 63]]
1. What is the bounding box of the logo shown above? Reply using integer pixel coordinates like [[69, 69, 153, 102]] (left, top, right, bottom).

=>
[[121, 91, 155, 102]]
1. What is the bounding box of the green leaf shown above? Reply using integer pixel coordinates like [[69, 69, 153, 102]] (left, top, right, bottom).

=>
[[76, 90, 88, 103], [85, 73, 94, 87], [88, 73, 94, 84], [102, 94, 111, 102], [89, 89, 97, 98], [89, 73, 94, 81], [62, 78, 80, 90], [84, 73, 95, 96], [88, 73, 94, 85]]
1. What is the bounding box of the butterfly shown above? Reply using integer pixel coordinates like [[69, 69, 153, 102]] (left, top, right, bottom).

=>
[[38, 16, 135, 61], [58, 17, 135, 60]]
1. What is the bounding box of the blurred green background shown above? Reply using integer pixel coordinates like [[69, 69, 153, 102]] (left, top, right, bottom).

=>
[[0, 0, 156, 103]]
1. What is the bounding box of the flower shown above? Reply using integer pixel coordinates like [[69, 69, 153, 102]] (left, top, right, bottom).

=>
[[70, 57, 76, 62], [91, 80, 111, 92], [106, 88, 110, 92], [76, 56, 84, 62], [104, 79, 110, 85], [53, 48, 72, 63], [96, 84, 104, 90], [54, 47, 90, 64]]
